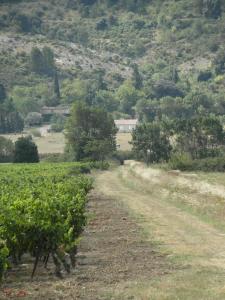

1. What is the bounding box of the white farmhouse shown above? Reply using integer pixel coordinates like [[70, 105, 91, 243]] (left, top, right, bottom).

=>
[[114, 119, 138, 133]]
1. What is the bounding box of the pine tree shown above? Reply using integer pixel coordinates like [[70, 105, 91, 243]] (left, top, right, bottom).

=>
[[132, 64, 143, 90], [43, 47, 55, 76], [0, 83, 6, 103], [30, 47, 44, 74], [54, 71, 61, 101]]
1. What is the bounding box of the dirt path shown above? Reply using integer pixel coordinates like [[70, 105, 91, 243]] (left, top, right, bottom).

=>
[[94, 164, 225, 299]]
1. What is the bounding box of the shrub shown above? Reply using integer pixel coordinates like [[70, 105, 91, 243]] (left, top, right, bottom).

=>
[[96, 18, 108, 30], [89, 161, 110, 170], [39, 153, 65, 162], [168, 152, 193, 171], [50, 114, 66, 132], [25, 112, 42, 127], [197, 70, 212, 82], [194, 156, 225, 172], [14, 136, 39, 163], [169, 152, 225, 172], [69, 164, 91, 175]]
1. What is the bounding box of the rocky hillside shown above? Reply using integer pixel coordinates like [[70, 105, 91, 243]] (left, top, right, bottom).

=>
[[1, 0, 225, 121]]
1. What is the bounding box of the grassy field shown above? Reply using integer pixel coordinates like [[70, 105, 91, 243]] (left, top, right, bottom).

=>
[[116, 132, 132, 151], [95, 161, 225, 299], [0, 130, 131, 154], [1, 131, 65, 154]]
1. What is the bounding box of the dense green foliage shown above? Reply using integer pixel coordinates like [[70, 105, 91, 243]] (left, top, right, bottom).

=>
[[172, 116, 225, 159], [132, 116, 225, 166], [1, 0, 225, 128], [1, 0, 225, 168], [30, 46, 56, 76], [131, 122, 172, 163], [50, 114, 66, 132], [169, 153, 225, 172], [0, 136, 14, 163], [66, 102, 117, 161], [0, 93, 24, 134], [14, 136, 39, 163], [0, 162, 93, 281]]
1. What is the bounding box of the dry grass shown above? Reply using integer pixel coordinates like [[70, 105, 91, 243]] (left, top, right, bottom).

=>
[[94, 163, 225, 299], [0, 131, 65, 154], [116, 132, 132, 151], [1, 131, 131, 154]]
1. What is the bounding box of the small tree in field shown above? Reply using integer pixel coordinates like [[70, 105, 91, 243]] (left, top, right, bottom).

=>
[[0, 136, 14, 163], [14, 136, 39, 163], [66, 102, 117, 161]]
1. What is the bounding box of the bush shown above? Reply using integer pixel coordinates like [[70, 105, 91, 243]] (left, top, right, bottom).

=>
[[39, 153, 65, 162], [89, 161, 110, 170], [25, 112, 42, 127], [168, 152, 193, 171], [68, 161, 109, 175], [197, 70, 212, 82], [194, 156, 225, 172], [50, 114, 66, 132], [169, 152, 225, 172], [14, 136, 39, 163], [96, 18, 108, 30], [69, 164, 91, 175]]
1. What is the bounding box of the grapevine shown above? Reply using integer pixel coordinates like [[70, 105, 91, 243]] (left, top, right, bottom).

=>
[[0, 162, 93, 281]]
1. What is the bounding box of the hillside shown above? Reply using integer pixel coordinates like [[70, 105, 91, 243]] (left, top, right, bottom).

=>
[[1, 0, 225, 123]]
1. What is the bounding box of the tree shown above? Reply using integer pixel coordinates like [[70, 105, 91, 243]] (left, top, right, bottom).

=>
[[173, 116, 225, 159], [200, 0, 222, 18], [0, 137, 14, 163], [213, 48, 225, 75], [152, 79, 184, 99], [54, 71, 61, 101], [25, 112, 42, 127], [94, 90, 118, 112], [50, 114, 66, 132], [132, 64, 143, 90], [135, 98, 159, 122], [116, 80, 142, 116], [42, 47, 55, 76], [66, 102, 117, 161], [14, 136, 39, 163], [131, 123, 172, 163], [15, 13, 32, 32], [96, 18, 108, 30], [0, 98, 24, 134], [61, 79, 97, 105], [0, 83, 6, 103], [30, 47, 44, 75], [30, 47, 55, 76]]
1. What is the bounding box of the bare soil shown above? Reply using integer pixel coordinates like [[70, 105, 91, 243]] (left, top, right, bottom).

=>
[[0, 189, 170, 300]]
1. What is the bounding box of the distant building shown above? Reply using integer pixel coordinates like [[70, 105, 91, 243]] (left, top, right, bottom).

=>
[[114, 119, 138, 133]]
